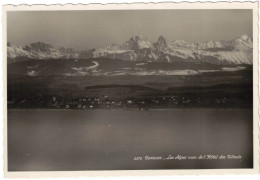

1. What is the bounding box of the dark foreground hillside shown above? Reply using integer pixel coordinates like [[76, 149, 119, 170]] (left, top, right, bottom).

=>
[[7, 67, 253, 109]]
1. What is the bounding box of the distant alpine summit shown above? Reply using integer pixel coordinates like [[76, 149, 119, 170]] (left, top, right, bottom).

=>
[[7, 42, 79, 61], [8, 34, 253, 64]]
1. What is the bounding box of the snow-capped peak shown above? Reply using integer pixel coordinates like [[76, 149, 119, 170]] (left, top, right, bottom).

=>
[[23, 42, 54, 52], [130, 35, 146, 41], [240, 34, 250, 41], [123, 35, 153, 50], [233, 34, 252, 43], [156, 35, 167, 49], [231, 34, 253, 50]]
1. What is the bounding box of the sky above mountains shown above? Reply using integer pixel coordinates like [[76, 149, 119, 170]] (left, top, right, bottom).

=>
[[7, 10, 252, 50]]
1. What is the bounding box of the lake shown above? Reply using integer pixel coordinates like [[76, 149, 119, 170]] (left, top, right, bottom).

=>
[[8, 109, 253, 171]]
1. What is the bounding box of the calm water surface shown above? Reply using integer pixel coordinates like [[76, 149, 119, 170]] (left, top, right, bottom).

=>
[[8, 109, 253, 171]]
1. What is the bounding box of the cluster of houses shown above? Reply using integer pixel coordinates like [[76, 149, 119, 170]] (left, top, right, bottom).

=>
[[8, 94, 233, 109]]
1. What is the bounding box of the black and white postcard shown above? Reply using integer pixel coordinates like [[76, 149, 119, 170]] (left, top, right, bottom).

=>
[[2, 2, 259, 177]]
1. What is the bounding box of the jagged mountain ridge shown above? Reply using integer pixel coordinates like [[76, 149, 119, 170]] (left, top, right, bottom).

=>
[[7, 34, 253, 64], [7, 42, 79, 61]]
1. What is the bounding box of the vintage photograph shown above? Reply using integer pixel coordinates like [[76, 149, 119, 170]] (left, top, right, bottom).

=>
[[3, 3, 258, 175]]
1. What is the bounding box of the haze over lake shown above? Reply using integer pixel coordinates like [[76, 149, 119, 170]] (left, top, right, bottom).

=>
[[8, 109, 253, 171]]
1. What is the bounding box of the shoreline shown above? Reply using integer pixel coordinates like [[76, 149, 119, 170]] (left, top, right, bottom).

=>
[[7, 108, 253, 111]]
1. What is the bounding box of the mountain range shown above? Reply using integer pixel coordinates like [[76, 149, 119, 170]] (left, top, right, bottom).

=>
[[7, 34, 253, 65]]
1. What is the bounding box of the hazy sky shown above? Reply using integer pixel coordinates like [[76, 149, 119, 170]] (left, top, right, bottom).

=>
[[7, 10, 252, 50]]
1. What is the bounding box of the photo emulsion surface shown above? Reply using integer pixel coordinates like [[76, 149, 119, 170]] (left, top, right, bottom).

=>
[[6, 9, 254, 171]]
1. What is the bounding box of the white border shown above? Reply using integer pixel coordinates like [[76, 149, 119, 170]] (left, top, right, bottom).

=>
[[2, 2, 259, 177]]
